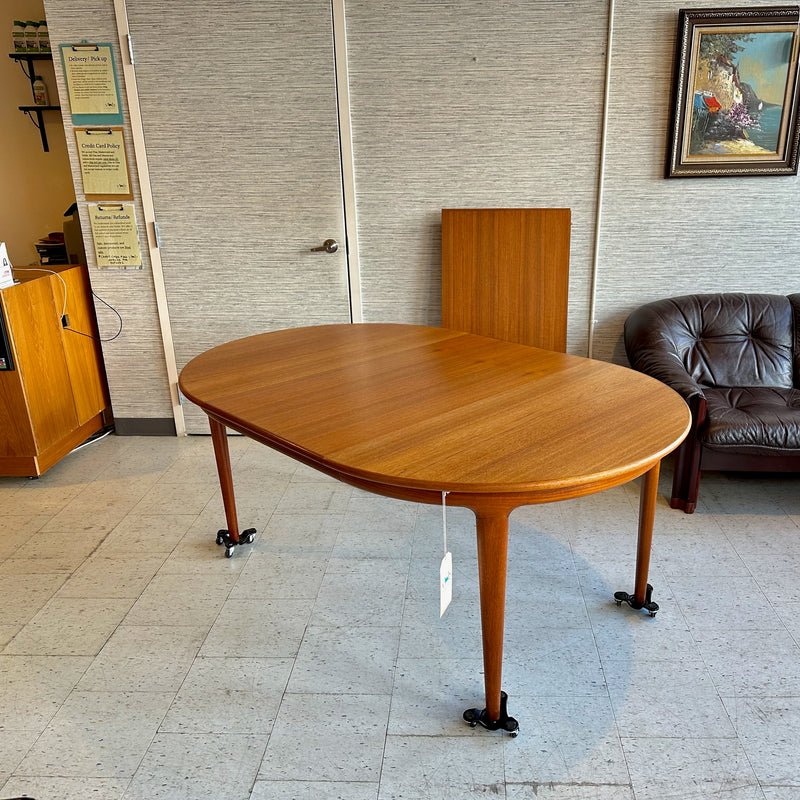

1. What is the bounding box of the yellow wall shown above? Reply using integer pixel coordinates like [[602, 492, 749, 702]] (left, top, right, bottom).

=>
[[1, 0, 75, 266]]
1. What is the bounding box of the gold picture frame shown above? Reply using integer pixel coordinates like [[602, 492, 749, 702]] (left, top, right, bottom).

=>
[[667, 6, 800, 177]]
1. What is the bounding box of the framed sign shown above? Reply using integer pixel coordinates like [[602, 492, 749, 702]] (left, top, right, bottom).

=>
[[75, 128, 132, 200], [667, 7, 800, 177], [59, 42, 124, 125], [88, 203, 142, 268]]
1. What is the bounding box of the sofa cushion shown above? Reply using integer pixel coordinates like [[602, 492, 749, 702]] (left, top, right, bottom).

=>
[[703, 386, 800, 454], [667, 294, 794, 389]]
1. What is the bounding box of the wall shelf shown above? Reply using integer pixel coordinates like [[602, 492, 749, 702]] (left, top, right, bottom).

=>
[[9, 53, 62, 152]]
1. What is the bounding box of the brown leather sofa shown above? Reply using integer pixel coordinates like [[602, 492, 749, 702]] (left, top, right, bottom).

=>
[[624, 293, 800, 513]]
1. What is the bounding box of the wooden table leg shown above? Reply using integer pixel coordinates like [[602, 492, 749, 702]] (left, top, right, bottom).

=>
[[463, 509, 519, 735], [209, 416, 240, 544], [633, 461, 660, 604], [614, 461, 661, 615]]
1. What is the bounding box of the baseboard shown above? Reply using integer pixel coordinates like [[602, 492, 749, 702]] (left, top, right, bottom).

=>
[[114, 417, 177, 436]]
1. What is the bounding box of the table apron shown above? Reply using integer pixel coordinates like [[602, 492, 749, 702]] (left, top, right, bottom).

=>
[[206, 412, 663, 514]]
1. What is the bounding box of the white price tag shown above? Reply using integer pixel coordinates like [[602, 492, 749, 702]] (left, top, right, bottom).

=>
[[440, 551, 452, 617]]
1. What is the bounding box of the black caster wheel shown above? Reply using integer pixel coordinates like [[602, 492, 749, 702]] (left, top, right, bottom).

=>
[[463, 692, 519, 736], [613, 584, 659, 616], [215, 528, 256, 558]]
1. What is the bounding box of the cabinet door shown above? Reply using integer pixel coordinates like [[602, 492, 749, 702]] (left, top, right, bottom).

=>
[[126, 1, 352, 431], [2, 278, 77, 454]]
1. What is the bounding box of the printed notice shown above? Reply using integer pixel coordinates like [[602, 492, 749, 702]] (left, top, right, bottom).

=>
[[76, 128, 132, 199], [60, 43, 122, 122], [88, 203, 142, 268]]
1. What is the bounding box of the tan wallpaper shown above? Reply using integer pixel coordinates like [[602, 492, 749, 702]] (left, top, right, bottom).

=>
[[43, 0, 174, 425], [594, 0, 800, 363], [345, 1, 608, 357], [42, 0, 800, 427]]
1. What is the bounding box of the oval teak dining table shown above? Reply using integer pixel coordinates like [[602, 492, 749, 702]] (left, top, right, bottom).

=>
[[179, 323, 691, 734]]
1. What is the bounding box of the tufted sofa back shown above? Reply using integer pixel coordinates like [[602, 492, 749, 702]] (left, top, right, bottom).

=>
[[626, 293, 799, 389]]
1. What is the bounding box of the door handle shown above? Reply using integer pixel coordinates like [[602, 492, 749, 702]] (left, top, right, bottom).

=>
[[311, 239, 339, 253]]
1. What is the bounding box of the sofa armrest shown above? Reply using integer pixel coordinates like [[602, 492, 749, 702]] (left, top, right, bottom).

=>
[[624, 308, 706, 403]]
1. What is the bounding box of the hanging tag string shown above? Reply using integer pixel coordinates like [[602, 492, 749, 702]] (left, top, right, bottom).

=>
[[441, 490, 448, 556]]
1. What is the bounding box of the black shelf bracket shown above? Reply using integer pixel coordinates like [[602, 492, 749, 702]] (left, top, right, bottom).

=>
[[18, 105, 60, 152], [9, 52, 61, 152]]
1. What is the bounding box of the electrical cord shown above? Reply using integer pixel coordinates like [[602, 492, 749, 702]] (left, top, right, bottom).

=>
[[66, 290, 123, 342], [12, 266, 123, 342]]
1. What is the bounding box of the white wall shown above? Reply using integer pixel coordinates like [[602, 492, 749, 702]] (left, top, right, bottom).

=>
[[0, 0, 75, 267]]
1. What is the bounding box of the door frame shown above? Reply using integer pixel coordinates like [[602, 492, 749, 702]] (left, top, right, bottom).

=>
[[332, 0, 362, 323], [112, 0, 363, 435]]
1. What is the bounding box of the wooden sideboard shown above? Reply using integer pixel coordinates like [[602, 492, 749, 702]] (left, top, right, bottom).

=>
[[0, 265, 111, 477]]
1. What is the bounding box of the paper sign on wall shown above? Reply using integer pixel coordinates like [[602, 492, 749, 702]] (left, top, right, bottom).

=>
[[88, 204, 142, 269], [75, 128, 132, 200], [60, 42, 123, 125]]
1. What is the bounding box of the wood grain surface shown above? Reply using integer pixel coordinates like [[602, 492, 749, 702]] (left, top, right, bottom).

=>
[[179, 324, 690, 502]]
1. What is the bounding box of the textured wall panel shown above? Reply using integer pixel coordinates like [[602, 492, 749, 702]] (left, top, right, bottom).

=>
[[43, 0, 800, 429], [345, 1, 610, 355], [595, 0, 800, 364], [125, 0, 352, 431], [43, 0, 174, 422]]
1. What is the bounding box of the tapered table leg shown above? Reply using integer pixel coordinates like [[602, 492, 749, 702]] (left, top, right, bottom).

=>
[[614, 461, 661, 615], [463, 509, 519, 735], [209, 417, 257, 557], [633, 462, 660, 604], [209, 416, 240, 544]]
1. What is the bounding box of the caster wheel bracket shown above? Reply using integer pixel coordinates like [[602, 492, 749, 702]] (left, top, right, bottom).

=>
[[614, 583, 659, 616], [216, 527, 257, 558], [463, 690, 519, 736]]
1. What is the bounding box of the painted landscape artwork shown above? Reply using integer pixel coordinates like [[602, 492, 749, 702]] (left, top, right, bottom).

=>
[[667, 8, 800, 177], [689, 29, 793, 157]]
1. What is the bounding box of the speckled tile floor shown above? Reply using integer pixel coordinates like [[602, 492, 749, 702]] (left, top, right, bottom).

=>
[[1, 433, 800, 799]]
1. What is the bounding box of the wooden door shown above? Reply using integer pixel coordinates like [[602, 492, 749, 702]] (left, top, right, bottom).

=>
[[125, 1, 352, 431]]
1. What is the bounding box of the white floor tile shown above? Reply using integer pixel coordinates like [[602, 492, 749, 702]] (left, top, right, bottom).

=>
[[3, 597, 133, 656], [504, 695, 628, 785], [15, 690, 174, 778], [75, 624, 208, 692], [289, 625, 398, 694], [377, 734, 506, 799], [160, 656, 292, 734], [0, 775, 130, 800], [257, 693, 390, 782], [123, 732, 266, 799], [623, 736, 762, 800], [4, 435, 800, 795], [199, 597, 313, 658], [250, 780, 379, 800]]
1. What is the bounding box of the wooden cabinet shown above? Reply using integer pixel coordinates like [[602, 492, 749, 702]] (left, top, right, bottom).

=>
[[0, 265, 111, 476]]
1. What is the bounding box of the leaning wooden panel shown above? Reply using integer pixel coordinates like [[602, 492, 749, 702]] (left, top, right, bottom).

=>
[[441, 208, 570, 352]]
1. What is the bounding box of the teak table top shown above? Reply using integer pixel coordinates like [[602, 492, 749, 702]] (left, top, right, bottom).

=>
[[179, 323, 691, 505]]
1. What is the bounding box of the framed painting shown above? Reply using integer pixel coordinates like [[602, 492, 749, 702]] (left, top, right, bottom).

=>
[[667, 6, 800, 177]]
